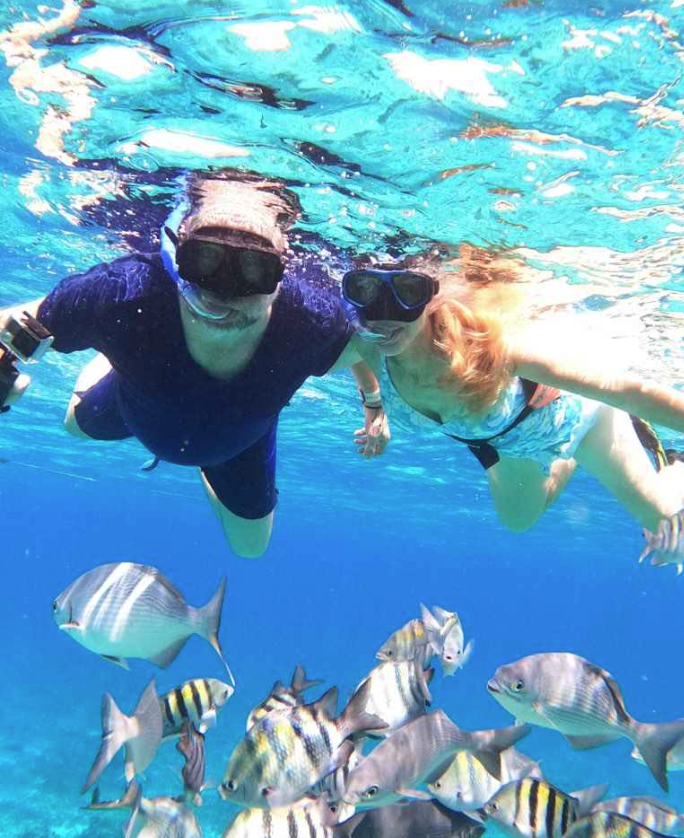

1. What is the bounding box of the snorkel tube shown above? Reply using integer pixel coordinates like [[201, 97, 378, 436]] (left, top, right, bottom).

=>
[[340, 297, 389, 342], [160, 198, 238, 322]]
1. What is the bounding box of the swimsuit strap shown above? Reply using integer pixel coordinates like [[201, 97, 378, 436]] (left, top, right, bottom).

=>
[[447, 378, 561, 448]]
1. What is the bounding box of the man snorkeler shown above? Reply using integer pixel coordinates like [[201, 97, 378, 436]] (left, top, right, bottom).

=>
[[0, 170, 388, 558]]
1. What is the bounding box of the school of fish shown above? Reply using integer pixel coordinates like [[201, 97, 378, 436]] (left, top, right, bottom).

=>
[[53, 564, 684, 838]]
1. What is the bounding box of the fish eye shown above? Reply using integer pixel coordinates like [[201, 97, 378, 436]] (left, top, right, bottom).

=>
[[52, 600, 58, 611], [489, 802, 499, 812], [434, 781, 442, 789], [386, 649, 393, 657], [329, 804, 338, 813], [226, 780, 237, 791], [365, 786, 379, 798], [513, 680, 525, 692]]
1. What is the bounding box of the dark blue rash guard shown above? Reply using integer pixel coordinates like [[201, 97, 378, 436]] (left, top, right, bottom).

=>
[[38, 252, 351, 517]]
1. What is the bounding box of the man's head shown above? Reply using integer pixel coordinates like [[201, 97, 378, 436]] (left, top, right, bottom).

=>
[[162, 170, 300, 328]]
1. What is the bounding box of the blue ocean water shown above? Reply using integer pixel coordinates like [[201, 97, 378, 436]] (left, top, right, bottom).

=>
[[1, 0, 684, 835]]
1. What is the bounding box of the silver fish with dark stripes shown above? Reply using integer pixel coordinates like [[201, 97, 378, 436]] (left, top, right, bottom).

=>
[[333, 800, 485, 838], [592, 798, 684, 835], [247, 664, 322, 731], [376, 617, 434, 667], [342, 709, 531, 808], [314, 741, 365, 802], [86, 780, 202, 838], [565, 812, 671, 838], [53, 562, 234, 684], [483, 778, 608, 838], [83, 678, 163, 793], [354, 659, 433, 736], [161, 678, 234, 739], [219, 680, 386, 809], [221, 794, 354, 838], [487, 652, 684, 791], [177, 722, 207, 806], [428, 747, 543, 812]]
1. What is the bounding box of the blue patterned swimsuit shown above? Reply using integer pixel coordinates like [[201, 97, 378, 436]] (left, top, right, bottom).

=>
[[379, 359, 601, 472]]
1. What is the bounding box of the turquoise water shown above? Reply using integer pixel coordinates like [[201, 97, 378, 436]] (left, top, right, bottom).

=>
[[1, 0, 684, 836]]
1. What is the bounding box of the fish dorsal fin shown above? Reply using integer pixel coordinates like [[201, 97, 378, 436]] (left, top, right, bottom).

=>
[[271, 680, 286, 696], [314, 686, 339, 718], [587, 665, 631, 724]]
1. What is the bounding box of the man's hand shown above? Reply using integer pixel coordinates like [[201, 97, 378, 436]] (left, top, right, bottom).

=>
[[354, 405, 390, 459]]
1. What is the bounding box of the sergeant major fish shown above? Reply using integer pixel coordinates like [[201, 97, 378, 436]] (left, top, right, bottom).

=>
[[355, 658, 434, 736], [639, 514, 684, 574], [53, 562, 234, 685], [83, 678, 163, 793], [428, 747, 543, 812], [342, 709, 531, 809], [564, 812, 671, 838], [376, 617, 433, 667], [161, 678, 233, 739], [247, 664, 322, 730], [86, 780, 202, 838], [221, 794, 354, 838], [592, 798, 684, 835], [487, 652, 684, 791], [483, 778, 608, 838], [219, 680, 386, 809]]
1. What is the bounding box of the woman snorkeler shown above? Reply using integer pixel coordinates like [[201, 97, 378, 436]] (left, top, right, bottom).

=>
[[343, 250, 684, 571]]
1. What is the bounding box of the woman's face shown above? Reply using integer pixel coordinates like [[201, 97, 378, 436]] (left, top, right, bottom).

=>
[[361, 311, 427, 356]]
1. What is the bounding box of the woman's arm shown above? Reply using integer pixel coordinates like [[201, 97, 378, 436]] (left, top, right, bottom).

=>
[[510, 330, 684, 433]]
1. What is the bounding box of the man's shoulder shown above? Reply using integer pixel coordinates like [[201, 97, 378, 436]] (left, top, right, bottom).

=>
[[81, 252, 168, 301]]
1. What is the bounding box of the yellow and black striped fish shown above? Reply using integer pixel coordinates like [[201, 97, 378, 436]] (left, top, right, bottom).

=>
[[565, 812, 671, 838], [247, 664, 322, 731], [376, 617, 433, 666], [221, 795, 354, 838], [161, 677, 233, 738], [484, 778, 608, 838], [220, 681, 386, 809], [592, 798, 684, 835]]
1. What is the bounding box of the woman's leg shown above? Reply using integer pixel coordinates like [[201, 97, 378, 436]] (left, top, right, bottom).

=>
[[574, 405, 684, 531], [487, 455, 577, 532]]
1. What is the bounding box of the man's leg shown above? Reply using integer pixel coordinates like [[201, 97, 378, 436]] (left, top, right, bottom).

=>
[[200, 421, 278, 559]]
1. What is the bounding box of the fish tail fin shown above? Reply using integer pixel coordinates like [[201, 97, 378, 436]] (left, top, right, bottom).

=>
[[571, 784, 609, 816], [472, 724, 532, 780], [82, 692, 133, 793], [199, 577, 235, 687], [85, 778, 141, 812], [339, 678, 388, 739], [127, 679, 163, 782], [291, 663, 323, 695], [633, 718, 684, 792]]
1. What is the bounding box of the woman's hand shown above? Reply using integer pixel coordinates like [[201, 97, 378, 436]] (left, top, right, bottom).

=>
[[354, 405, 390, 458]]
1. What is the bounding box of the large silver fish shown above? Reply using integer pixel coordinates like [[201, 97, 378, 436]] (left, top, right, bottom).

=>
[[428, 747, 543, 812], [592, 798, 684, 835], [354, 659, 433, 736], [86, 780, 202, 838], [342, 709, 531, 809], [421, 605, 474, 677], [564, 812, 670, 838], [53, 562, 234, 684], [247, 664, 322, 731], [162, 678, 234, 739], [487, 652, 684, 791], [221, 794, 354, 838], [333, 800, 486, 838], [83, 679, 163, 793], [483, 778, 608, 838], [219, 681, 386, 809]]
